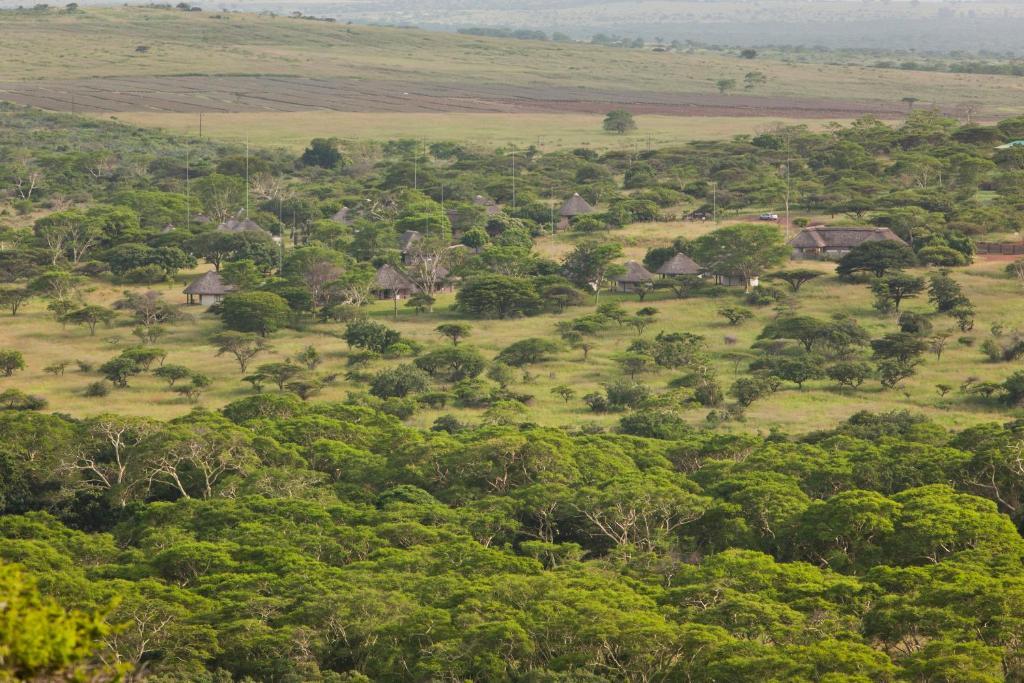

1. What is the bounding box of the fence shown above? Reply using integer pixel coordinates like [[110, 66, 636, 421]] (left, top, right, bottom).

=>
[[976, 242, 1024, 255]]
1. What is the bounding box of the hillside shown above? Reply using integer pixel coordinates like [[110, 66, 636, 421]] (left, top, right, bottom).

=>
[[3, 6, 1024, 148]]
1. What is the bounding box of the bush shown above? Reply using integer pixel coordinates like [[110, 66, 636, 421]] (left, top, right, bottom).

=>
[[826, 361, 873, 388], [0, 389, 47, 411], [369, 364, 431, 399], [604, 379, 651, 409], [0, 350, 26, 376], [219, 292, 291, 336], [618, 409, 690, 439], [746, 285, 784, 306], [583, 392, 610, 413], [495, 338, 561, 367], [120, 264, 167, 284], [917, 245, 968, 267]]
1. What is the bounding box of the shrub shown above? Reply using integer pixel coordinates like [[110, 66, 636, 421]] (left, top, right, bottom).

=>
[[618, 409, 690, 439], [83, 381, 111, 397], [826, 361, 873, 388], [219, 291, 291, 336], [0, 350, 26, 376], [370, 364, 431, 399], [495, 338, 561, 367], [604, 379, 651, 409], [917, 245, 968, 267]]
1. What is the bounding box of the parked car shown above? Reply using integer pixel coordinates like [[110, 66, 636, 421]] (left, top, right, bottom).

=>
[[759, 213, 779, 221]]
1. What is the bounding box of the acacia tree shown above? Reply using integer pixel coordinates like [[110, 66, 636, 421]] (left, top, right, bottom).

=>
[[562, 240, 625, 306], [62, 305, 116, 335], [0, 350, 25, 376], [436, 323, 471, 345], [690, 223, 789, 291], [211, 331, 270, 373], [766, 269, 822, 292], [63, 415, 159, 507], [0, 287, 31, 316], [143, 419, 257, 499]]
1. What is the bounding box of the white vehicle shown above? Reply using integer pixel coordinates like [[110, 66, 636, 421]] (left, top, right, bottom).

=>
[[759, 213, 779, 221]]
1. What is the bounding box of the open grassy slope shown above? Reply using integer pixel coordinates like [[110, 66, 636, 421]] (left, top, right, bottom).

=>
[[2, 216, 1020, 435], [2, 7, 1024, 149]]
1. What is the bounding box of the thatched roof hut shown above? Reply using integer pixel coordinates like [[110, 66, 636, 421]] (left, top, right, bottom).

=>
[[789, 226, 906, 259], [183, 270, 235, 305], [559, 193, 593, 217], [615, 261, 655, 292], [656, 253, 703, 276], [373, 264, 417, 299], [217, 217, 268, 235], [398, 230, 423, 253]]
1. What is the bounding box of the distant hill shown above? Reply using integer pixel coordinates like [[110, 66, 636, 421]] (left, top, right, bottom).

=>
[[1, 5, 1024, 119]]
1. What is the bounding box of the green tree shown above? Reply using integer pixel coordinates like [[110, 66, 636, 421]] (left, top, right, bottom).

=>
[[99, 356, 141, 388], [837, 241, 917, 278], [211, 331, 270, 373], [871, 273, 926, 312], [765, 269, 821, 292], [496, 338, 561, 367], [370, 364, 430, 398], [153, 364, 192, 387], [219, 292, 290, 336], [717, 306, 754, 325], [415, 346, 487, 383], [300, 137, 343, 168], [456, 275, 542, 319], [561, 240, 624, 305], [0, 350, 26, 376], [62, 305, 116, 335], [436, 323, 472, 345], [690, 223, 789, 291], [0, 562, 120, 681], [603, 110, 637, 134]]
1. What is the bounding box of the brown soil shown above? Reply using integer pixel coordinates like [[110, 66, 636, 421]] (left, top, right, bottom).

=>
[[0, 75, 911, 118]]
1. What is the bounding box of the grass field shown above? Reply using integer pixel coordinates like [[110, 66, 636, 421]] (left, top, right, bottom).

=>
[[2, 217, 1021, 435], [104, 112, 849, 152], [2, 7, 1024, 134]]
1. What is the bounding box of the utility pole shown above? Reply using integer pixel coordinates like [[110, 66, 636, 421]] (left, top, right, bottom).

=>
[[549, 187, 555, 235], [712, 181, 718, 223], [199, 112, 203, 138], [244, 134, 250, 218], [511, 145, 517, 211], [185, 138, 191, 230]]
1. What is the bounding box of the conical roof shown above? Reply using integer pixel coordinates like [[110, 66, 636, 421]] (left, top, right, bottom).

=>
[[183, 270, 236, 295], [559, 193, 593, 217], [617, 260, 655, 283], [656, 253, 703, 276], [374, 263, 416, 291], [398, 230, 423, 252]]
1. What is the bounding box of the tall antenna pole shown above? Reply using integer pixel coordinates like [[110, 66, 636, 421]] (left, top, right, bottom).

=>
[[549, 187, 555, 235], [413, 143, 418, 190], [185, 137, 191, 230], [199, 112, 203, 138], [245, 134, 250, 218], [712, 182, 718, 223], [511, 145, 517, 211]]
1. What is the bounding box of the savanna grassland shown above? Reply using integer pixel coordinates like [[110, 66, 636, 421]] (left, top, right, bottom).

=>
[[11, 8, 1024, 683], [1, 220, 1021, 435]]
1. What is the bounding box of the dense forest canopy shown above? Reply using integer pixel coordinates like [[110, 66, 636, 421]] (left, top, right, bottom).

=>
[[6, 102, 1024, 680]]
